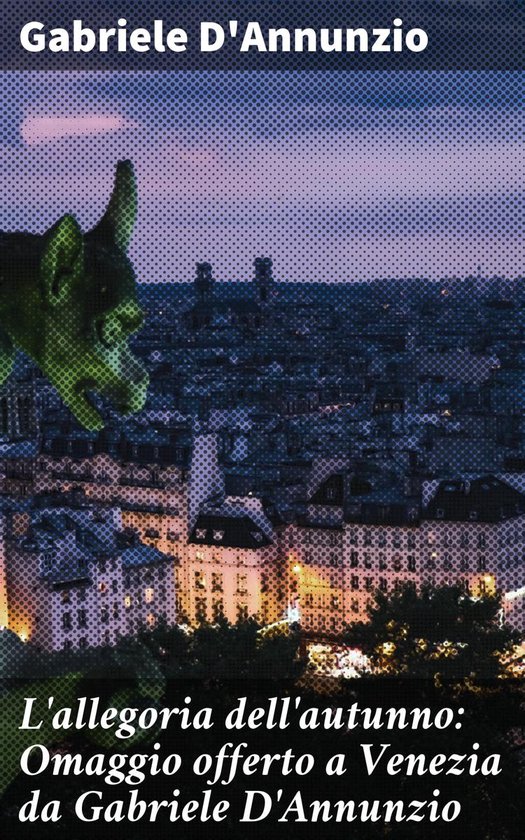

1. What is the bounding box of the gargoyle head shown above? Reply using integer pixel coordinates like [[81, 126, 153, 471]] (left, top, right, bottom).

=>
[[35, 160, 149, 431]]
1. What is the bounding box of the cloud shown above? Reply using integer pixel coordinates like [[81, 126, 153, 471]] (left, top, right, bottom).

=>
[[20, 114, 137, 145]]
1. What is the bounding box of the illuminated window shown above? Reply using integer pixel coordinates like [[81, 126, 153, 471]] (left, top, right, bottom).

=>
[[196, 598, 207, 622], [194, 571, 206, 590], [237, 603, 248, 621], [212, 600, 224, 621], [124, 595, 132, 608], [145, 587, 154, 604]]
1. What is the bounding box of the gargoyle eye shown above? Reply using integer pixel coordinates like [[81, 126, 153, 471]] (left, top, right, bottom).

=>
[[96, 316, 122, 349]]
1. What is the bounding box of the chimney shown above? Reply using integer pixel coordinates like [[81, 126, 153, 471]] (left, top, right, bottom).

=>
[[194, 262, 214, 303]]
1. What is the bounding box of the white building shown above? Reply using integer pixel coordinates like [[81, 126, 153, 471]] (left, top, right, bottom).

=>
[[3, 506, 177, 650], [285, 471, 525, 636]]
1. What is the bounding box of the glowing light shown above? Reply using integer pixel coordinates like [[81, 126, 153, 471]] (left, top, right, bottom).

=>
[[292, 564, 301, 574], [504, 585, 525, 602], [287, 604, 300, 622]]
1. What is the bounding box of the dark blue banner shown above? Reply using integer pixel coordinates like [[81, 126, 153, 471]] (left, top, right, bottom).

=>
[[0, 2, 524, 70]]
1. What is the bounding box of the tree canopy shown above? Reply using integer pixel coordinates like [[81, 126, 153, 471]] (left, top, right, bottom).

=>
[[346, 583, 521, 680]]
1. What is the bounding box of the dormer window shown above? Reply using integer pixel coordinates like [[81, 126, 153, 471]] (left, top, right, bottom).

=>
[[469, 510, 478, 521], [196, 528, 207, 540], [41, 551, 55, 573], [436, 508, 445, 519], [213, 529, 224, 542]]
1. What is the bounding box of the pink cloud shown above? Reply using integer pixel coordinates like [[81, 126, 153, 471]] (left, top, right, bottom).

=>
[[21, 114, 136, 145]]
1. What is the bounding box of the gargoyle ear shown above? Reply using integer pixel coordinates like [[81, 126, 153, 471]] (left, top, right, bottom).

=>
[[90, 159, 137, 252], [41, 214, 84, 306]]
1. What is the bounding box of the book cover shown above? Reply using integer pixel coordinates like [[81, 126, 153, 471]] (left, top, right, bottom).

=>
[[0, 3, 524, 838]]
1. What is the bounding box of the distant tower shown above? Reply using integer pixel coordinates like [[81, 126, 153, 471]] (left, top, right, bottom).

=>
[[254, 257, 274, 307], [188, 433, 225, 534], [194, 262, 214, 304]]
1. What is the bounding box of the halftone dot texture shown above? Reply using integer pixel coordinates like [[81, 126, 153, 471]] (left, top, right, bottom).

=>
[[0, 68, 523, 703]]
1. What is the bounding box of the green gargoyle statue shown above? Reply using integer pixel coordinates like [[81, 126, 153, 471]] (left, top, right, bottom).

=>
[[0, 159, 149, 431]]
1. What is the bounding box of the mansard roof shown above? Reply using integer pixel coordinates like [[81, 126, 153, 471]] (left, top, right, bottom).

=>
[[425, 475, 525, 523], [189, 512, 271, 549]]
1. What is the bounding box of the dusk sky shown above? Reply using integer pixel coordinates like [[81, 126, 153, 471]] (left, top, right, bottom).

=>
[[0, 70, 524, 282]]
